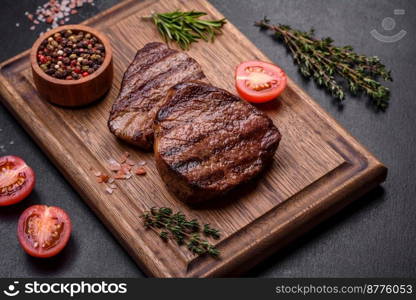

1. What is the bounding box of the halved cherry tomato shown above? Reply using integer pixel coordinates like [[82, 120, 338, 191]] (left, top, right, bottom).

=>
[[235, 60, 287, 103], [17, 205, 72, 258], [0, 156, 35, 206]]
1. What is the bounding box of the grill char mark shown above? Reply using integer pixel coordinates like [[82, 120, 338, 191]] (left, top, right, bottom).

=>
[[122, 58, 206, 145], [156, 83, 274, 172], [111, 49, 183, 115], [108, 42, 206, 149], [154, 81, 281, 203]]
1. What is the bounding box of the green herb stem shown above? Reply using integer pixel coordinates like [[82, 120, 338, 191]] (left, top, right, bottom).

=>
[[255, 18, 392, 110], [141, 207, 221, 257], [147, 11, 226, 50]]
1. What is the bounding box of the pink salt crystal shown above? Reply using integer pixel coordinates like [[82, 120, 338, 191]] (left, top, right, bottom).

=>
[[136, 161, 147, 166], [126, 159, 136, 166]]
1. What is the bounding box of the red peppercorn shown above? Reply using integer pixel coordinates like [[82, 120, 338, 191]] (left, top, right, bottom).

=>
[[37, 29, 105, 80], [38, 55, 48, 64]]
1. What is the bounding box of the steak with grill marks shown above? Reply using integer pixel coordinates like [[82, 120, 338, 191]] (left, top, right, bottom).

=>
[[108, 42, 206, 150], [154, 81, 281, 203]]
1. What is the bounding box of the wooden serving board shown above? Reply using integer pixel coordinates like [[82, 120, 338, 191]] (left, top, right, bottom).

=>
[[0, 0, 387, 277]]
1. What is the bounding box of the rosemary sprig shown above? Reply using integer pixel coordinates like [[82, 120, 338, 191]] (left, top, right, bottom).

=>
[[148, 11, 227, 50], [255, 17, 392, 110], [141, 207, 221, 257]]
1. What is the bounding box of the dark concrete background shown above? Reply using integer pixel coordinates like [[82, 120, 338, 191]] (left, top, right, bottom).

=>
[[0, 0, 415, 277]]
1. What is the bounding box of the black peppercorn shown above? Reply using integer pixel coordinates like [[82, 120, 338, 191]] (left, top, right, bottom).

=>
[[37, 29, 105, 80], [45, 69, 55, 75], [96, 44, 104, 51]]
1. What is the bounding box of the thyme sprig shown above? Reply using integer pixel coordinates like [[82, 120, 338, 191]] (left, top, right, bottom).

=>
[[255, 17, 392, 110], [141, 207, 221, 257], [148, 11, 226, 50]]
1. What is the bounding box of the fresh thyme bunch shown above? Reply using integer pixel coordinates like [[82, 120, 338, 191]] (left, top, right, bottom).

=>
[[141, 207, 221, 257], [148, 11, 226, 50], [255, 17, 392, 110]]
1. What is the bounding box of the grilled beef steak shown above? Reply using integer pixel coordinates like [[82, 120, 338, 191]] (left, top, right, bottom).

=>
[[108, 42, 206, 150], [154, 81, 281, 203]]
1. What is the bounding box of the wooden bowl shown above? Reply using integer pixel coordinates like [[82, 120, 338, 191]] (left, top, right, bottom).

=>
[[30, 25, 113, 107]]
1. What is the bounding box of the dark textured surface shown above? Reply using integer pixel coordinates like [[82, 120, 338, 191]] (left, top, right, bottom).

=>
[[0, 0, 415, 277]]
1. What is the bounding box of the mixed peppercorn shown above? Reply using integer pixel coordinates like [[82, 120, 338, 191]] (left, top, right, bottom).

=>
[[37, 29, 105, 80]]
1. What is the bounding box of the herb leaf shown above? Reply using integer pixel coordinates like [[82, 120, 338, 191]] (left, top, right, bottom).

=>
[[203, 224, 221, 240], [149, 11, 227, 50], [255, 17, 392, 110], [141, 207, 221, 257]]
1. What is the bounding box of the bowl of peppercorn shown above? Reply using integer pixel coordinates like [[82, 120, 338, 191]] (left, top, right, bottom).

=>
[[31, 25, 113, 107]]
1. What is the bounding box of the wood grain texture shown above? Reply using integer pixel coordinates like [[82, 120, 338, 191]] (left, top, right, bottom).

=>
[[0, 0, 387, 277]]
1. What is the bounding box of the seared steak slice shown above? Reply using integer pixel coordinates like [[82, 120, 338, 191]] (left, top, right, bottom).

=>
[[154, 81, 281, 203], [108, 42, 206, 150]]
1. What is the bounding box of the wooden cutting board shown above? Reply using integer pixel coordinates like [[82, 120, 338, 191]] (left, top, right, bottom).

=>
[[0, 0, 387, 277]]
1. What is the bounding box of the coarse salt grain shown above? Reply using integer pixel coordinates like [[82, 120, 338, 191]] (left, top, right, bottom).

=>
[[108, 158, 121, 171], [134, 167, 147, 176], [126, 159, 136, 166], [136, 161, 146, 166], [121, 163, 132, 172], [97, 174, 109, 183], [24, 0, 96, 32], [97, 153, 148, 194], [119, 151, 130, 163]]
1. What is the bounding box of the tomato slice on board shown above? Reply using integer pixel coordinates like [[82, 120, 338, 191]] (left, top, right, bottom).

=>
[[17, 205, 72, 258], [235, 61, 287, 103], [0, 156, 35, 206]]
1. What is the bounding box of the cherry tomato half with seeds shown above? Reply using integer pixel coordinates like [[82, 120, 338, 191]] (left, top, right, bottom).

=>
[[235, 61, 287, 103], [0, 156, 35, 206], [17, 205, 72, 258]]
